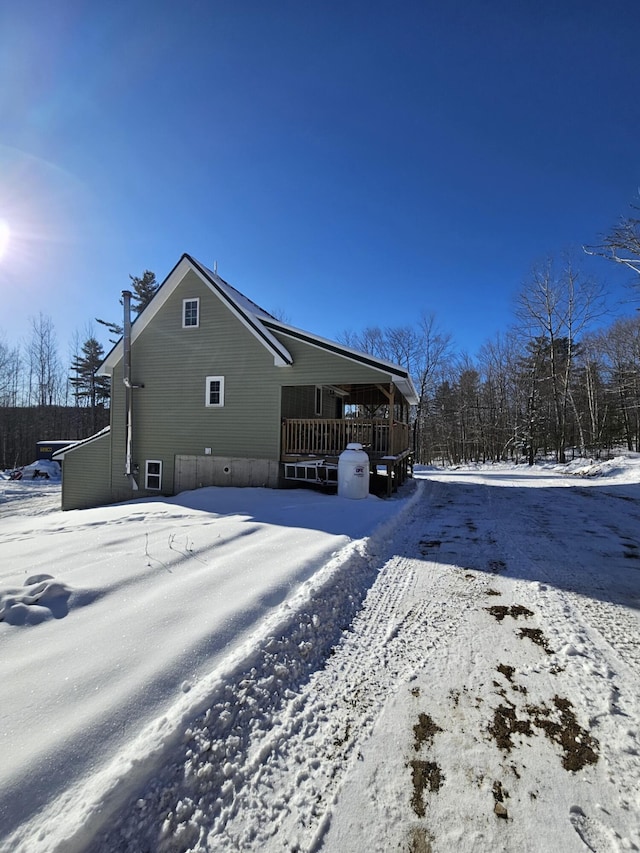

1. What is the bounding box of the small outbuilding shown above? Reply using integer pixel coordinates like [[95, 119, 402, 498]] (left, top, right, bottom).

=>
[[37, 441, 76, 461]]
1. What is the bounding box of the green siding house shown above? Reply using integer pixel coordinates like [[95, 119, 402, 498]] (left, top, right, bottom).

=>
[[55, 254, 418, 510]]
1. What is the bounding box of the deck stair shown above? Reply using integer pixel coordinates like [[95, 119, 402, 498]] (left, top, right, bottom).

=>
[[283, 459, 338, 485]]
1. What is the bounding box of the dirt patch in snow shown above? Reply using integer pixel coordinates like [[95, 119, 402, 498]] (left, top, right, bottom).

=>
[[409, 760, 444, 817], [413, 713, 443, 751], [492, 779, 509, 802], [485, 604, 534, 622], [408, 826, 434, 853], [488, 702, 534, 750], [496, 664, 528, 695], [517, 626, 554, 654], [488, 695, 599, 771], [410, 711, 445, 819], [497, 664, 515, 682], [531, 696, 599, 771]]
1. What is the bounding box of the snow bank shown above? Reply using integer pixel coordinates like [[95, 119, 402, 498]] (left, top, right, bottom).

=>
[[563, 453, 640, 481]]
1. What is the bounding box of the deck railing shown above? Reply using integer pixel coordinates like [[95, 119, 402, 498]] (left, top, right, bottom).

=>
[[281, 418, 410, 458]]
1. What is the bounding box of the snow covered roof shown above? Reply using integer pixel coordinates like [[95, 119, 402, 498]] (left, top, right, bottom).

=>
[[99, 254, 293, 372], [51, 426, 111, 460], [98, 254, 419, 403], [193, 258, 278, 323]]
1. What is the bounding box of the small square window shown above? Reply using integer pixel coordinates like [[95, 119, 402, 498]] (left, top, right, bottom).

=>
[[183, 298, 199, 328], [145, 460, 162, 490], [205, 376, 225, 407]]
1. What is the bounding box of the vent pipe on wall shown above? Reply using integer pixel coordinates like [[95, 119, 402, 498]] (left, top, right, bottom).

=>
[[122, 290, 138, 488]]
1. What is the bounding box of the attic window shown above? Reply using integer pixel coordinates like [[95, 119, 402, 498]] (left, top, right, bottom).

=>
[[183, 298, 199, 328], [205, 376, 225, 407]]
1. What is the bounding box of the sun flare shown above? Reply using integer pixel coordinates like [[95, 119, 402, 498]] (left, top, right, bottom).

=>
[[0, 219, 10, 260]]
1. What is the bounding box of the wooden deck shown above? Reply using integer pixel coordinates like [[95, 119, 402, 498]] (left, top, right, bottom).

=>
[[281, 418, 412, 495], [281, 418, 410, 460]]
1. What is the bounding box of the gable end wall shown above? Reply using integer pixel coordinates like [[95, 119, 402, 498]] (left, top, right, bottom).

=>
[[108, 269, 284, 500]]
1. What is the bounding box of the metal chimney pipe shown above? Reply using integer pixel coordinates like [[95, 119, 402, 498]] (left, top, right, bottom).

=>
[[123, 290, 132, 390], [122, 290, 136, 484]]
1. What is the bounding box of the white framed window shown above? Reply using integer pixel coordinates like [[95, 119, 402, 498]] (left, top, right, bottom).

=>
[[205, 376, 225, 407], [145, 459, 162, 490], [183, 298, 199, 328], [315, 385, 323, 416]]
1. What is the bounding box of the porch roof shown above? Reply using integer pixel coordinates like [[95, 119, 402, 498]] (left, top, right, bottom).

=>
[[267, 323, 419, 405], [315, 382, 413, 409]]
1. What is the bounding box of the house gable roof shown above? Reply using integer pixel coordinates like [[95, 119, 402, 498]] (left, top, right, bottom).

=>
[[99, 254, 293, 373], [97, 253, 419, 404]]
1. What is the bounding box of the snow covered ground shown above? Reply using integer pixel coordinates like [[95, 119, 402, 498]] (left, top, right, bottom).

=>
[[1, 457, 639, 852]]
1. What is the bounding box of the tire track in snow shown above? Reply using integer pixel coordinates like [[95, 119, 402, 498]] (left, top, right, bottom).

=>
[[321, 472, 639, 853], [205, 491, 477, 851], [479, 478, 640, 842], [476, 477, 640, 671], [88, 486, 430, 853], [94, 480, 478, 853]]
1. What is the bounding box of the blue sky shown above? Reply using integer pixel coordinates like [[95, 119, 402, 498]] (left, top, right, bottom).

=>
[[0, 0, 638, 360]]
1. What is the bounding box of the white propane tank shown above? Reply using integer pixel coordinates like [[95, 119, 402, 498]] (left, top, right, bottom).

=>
[[338, 443, 370, 499]]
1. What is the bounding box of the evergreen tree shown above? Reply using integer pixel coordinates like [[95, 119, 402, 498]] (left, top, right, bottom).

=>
[[96, 270, 159, 343], [95, 317, 124, 344], [69, 337, 110, 432], [129, 270, 158, 313]]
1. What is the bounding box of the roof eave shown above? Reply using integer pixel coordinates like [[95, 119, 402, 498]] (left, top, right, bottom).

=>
[[52, 426, 111, 459]]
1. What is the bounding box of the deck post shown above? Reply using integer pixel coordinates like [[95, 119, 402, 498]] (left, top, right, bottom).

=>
[[388, 382, 395, 455]]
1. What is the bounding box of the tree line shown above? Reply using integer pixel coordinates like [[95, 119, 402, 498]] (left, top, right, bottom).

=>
[[341, 249, 639, 465], [0, 272, 158, 469]]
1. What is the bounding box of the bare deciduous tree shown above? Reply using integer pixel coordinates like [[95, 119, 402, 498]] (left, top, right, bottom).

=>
[[27, 314, 63, 407], [412, 314, 453, 462], [0, 335, 21, 406], [586, 207, 640, 279], [516, 258, 607, 462], [598, 316, 640, 451]]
